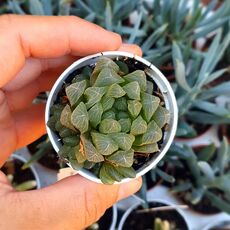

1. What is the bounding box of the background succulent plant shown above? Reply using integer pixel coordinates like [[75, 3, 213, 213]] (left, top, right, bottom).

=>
[[168, 137, 230, 214], [47, 57, 170, 184], [153, 218, 175, 230]]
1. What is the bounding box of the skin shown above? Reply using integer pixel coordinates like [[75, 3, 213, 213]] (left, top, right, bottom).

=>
[[0, 15, 142, 230]]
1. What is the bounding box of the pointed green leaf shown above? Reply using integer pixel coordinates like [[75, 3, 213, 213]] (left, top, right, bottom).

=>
[[91, 57, 119, 85], [102, 110, 116, 120], [134, 120, 162, 146], [197, 144, 216, 162], [50, 104, 65, 116], [114, 97, 128, 111], [152, 106, 170, 128], [103, 163, 124, 182], [63, 135, 80, 147], [115, 60, 129, 75], [117, 166, 136, 178], [72, 74, 90, 83], [106, 83, 126, 98], [99, 119, 121, 134], [146, 80, 154, 94], [84, 86, 106, 109], [84, 161, 95, 169], [59, 127, 78, 138], [71, 102, 89, 133], [107, 149, 134, 167], [91, 132, 118, 156], [82, 66, 92, 77], [109, 133, 135, 151], [101, 95, 115, 111], [73, 145, 86, 163], [128, 100, 142, 118], [60, 104, 75, 131], [133, 143, 159, 153], [123, 70, 147, 91], [141, 92, 160, 122], [65, 80, 87, 106], [55, 121, 63, 132], [99, 163, 115, 184], [69, 147, 83, 170], [80, 135, 104, 163], [58, 145, 71, 158], [123, 81, 140, 100], [130, 115, 147, 135], [94, 67, 124, 87], [116, 111, 129, 119], [118, 118, 131, 133], [88, 103, 103, 128], [47, 116, 56, 131]]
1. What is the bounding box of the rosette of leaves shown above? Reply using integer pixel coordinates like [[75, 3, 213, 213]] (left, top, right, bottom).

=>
[[47, 57, 170, 184], [168, 137, 230, 214]]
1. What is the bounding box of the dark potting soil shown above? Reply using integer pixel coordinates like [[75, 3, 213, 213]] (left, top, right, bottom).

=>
[[159, 64, 175, 82], [218, 125, 230, 143], [192, 123, 210, 136], [184, 117, 211, 136], [97, 207, 113, 230], [54, 56, 167, 173], [122, 202, 188, 230], [1, 159, 36, 190], [27, 135, 60, 170]]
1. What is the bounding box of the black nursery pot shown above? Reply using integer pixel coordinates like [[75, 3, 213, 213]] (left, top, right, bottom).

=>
[[1, 154, 41, 189], [118, 200, 189, 230]]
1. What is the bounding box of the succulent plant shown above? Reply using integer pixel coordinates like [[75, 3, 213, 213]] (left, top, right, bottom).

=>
[[172, 28, 230, 138], [169, 137, 230, 214], [140, 0, 230, 66], [153, 218, 175, 230], [47, 57, 170, 184]]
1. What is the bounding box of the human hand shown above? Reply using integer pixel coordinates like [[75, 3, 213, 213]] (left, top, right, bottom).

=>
[[0, 15, 142, 230]]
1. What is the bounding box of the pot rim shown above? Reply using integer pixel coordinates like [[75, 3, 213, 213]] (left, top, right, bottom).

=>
[[8, 154, 41, 189], [117, 198, 190, 230], [110, 205, 118, 230], [202, 219, 230, 230], [45, 51, 178, 184]]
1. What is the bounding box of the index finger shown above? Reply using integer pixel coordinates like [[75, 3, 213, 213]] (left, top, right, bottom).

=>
[[0, 14, 122, 87]]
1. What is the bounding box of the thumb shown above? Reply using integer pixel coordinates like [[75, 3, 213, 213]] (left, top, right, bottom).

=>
[[8, 175, 142, 230]]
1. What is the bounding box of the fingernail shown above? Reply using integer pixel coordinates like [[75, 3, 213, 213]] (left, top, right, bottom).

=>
[[117, 177, 142, 201]]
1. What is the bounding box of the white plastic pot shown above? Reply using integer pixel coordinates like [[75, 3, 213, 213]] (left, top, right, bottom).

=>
[[110, 205, 118, 230], [203, 219, 230, 230], [45, 51, 178, 184]]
